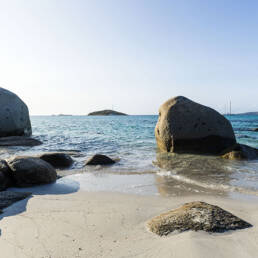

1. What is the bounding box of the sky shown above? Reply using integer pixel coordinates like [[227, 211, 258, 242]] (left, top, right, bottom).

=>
[[0, 0, 257, 115]]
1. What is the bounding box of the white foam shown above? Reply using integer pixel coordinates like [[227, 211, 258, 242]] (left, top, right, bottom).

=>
[[157, 170, 258, 196]]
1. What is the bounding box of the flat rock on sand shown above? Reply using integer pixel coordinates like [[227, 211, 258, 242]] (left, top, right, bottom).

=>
[[147, 201, 252, 236], [0, 191, 31, 213], [0, 136, 42, 146]]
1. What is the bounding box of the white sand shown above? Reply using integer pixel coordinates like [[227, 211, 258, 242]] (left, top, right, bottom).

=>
[[0, 191, 257, 258]]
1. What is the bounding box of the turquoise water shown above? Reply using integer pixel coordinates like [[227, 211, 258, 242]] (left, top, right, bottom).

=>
[[2, 115, 258, 198]]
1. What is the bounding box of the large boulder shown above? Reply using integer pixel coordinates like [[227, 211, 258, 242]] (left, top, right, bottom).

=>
[[0, 88, 32, 137], [7, 157, 57, 187], [155, 96, 236, 154], [39, 152, 74, 169], [147, 201, 252, 236]]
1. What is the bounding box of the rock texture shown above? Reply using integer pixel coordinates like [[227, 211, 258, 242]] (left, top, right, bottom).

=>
[[147, 201, 252, 236], [155, 96, 236, 154], [222, 144, 258, 160], [7, 157, 57, 187], [0, 160, 13, 191], [85, 154, 116, 165], [0, 136, 42, 146], [0, 191, 31, 212], [88, 110, 127, 116], [0, 88, 32, 137], [39, 152, 74, 169]]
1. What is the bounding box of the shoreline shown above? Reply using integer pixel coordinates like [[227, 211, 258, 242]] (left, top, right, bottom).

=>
[[0, 189, 258, 258]]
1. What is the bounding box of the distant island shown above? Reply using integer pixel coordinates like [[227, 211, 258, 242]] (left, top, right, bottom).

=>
[[88, 110, 128, 116], [226, 112, 258, 116], [52, 114, 73, 116], [236, 112, 258, 115]]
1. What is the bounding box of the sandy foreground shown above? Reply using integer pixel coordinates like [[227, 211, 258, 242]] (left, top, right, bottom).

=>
[[0, 191, 257, 258]]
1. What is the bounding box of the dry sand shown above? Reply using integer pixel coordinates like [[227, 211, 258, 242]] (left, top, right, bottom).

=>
[[0, 191, 257, 258]]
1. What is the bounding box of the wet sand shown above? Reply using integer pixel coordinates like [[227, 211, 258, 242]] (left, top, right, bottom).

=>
[[0, 190, 257, 258]]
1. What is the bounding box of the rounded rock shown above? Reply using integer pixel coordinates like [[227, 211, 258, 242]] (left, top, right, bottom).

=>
[[39, 152, 74, 169], [0, 88, 32, 137], [7, 157, 57, 187], [85, 154, 115, 165], [155, 96, 236, 154]]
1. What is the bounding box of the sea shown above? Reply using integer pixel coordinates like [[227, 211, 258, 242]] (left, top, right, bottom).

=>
[[2, 115, 258, 199]]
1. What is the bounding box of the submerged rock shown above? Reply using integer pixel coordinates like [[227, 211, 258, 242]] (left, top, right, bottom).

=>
[[0, 191, 31, 211], [147, 201, 251, 236], [155, 96, 236, 154], [0, 160, 13, 191], [39, 152, 74, 169], [252, 128, 258, 132], [7, 157, 57, 187], [0, 87, 32, 137], [85, 154, 116, 165], [222, 144, 258, 160], [0, 136, 42, 146]]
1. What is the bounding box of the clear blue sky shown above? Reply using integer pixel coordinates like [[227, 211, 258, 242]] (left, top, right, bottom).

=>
[[0, 0, 257, 115]]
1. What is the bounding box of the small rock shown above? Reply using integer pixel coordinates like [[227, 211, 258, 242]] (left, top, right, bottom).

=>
[[0, 191, 31, 210], [39, 152, 74, 169], [222, 144, 258, 160], [85, 154, 116, 165], [0, 136, 42, 146], [147, 201, 252, 236], [252, 128, 258, 132], [7, 156, 57, 187]]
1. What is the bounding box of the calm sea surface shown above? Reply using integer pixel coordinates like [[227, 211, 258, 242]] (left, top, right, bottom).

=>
[[2, 115, 258, 199]]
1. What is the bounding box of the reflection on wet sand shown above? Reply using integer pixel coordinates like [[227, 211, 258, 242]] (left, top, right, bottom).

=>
[[154, 152, 234, 197]]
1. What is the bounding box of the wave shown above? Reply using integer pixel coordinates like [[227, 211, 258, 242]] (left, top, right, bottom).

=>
[[157, 170, 258, 197]]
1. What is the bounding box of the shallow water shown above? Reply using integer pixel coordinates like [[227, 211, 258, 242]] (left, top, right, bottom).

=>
[[1, 114, 258, 199]]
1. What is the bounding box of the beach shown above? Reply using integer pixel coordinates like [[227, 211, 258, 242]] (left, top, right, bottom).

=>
[[1, 190, 258, 258], [0, 114, 257, 257]]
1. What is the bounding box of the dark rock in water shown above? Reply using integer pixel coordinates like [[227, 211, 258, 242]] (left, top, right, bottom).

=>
[[0, 136, 42, 146], [147, 201, 252, 236], [88, 110, 127, 116], [155, 96, 236, 154], [0, 87, 32, 137], [222, 144, 258, 160], [0, 191, 31, 210], [7, 156, 57, 187], [39, 152, 74, 169], [0, 160, 13, 191], [252, 128, 258, 132], [85, 154, 116, 165]]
